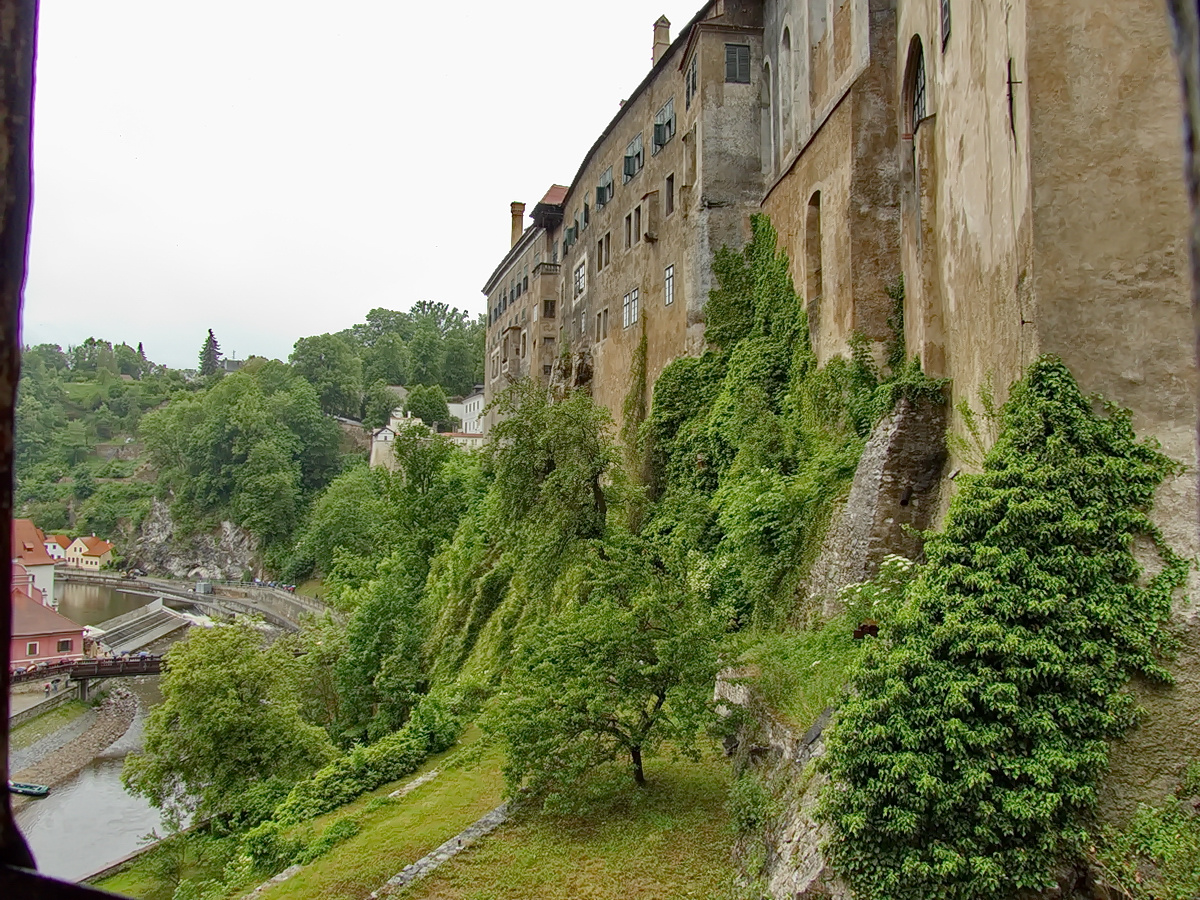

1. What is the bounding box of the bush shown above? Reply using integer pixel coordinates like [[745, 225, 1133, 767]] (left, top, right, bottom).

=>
[[272, 695, 460, 825]]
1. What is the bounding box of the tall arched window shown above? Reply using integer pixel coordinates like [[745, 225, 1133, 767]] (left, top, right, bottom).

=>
[[903, 37, 927, 138], [806, 192, 823, 315], [780, 28, 793, 156], [761, 60, 775, 175]]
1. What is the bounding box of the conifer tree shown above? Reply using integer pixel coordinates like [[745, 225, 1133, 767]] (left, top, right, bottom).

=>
[[198, 329, 222, 376]]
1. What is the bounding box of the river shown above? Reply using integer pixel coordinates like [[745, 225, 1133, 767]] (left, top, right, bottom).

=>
[[12, 580, 178, 882]]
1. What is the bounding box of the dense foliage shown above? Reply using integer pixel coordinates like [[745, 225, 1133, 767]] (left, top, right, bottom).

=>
[[820, 358, 1188, 900], [123, 622, 337, 828]]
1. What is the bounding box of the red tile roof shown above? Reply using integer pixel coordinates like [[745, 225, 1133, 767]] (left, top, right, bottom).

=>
[[12, 519, 56, 567], [539, 184, 569, 207], [50, 534, 72, 549], [12, 587, 83, 638], [78, 536, 114, 556]]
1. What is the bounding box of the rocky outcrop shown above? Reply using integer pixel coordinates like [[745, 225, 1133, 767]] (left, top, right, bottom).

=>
[[803, 396, 946, 618], [128, 499, 257, 580], [717, 674, 850, 900]]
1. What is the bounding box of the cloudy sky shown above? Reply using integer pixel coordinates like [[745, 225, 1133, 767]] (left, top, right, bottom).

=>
[[21, 1, 700, 369]]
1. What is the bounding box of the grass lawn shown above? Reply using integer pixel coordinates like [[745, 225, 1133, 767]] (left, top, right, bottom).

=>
[[94, 728, 492, 900], [407, 749, 736, 900], [10, 699, 90, 752], [263, 742, 506, 900]]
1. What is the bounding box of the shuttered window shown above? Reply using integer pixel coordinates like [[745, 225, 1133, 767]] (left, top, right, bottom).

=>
[[725, 44, 751, 83]]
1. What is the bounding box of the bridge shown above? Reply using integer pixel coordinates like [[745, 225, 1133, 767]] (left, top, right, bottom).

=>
[[59, 572, 339, 631], [11, 656, 163, 699]]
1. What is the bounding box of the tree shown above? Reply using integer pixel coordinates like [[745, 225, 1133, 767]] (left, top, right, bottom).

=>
[[403, 384, 450, 431], [362, 379, 399, 430], [123, 621, 336, 827], [198, 329, 222, 376], [289, 333, 363, 418], [488, 539, 723, 804]]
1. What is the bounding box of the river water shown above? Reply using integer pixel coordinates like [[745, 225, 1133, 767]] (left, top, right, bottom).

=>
[[12, 580, 178, 882]]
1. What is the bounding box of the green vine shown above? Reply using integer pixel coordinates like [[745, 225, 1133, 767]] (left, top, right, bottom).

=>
[[820, 357, 1189, 900]]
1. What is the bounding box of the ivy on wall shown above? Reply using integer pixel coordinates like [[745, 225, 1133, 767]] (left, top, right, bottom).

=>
[[820, 358, 1188, 900]]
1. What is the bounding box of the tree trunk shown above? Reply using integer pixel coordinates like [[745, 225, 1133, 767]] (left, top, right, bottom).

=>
[[1166, 0, 1200, 530], [630, 745, 646, 786]]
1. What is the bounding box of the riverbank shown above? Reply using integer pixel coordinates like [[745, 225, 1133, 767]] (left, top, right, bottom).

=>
[[10, 688, 137, 812]]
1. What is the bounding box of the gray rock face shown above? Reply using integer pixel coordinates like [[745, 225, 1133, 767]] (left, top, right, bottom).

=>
[[804, 396, 947, 618], [128, 499, 257, 580], [717, 674, 850, 900]]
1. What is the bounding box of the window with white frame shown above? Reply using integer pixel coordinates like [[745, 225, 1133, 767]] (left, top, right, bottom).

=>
[[664, 264, 675, 305], [623, 288, 640, 327], [27, 642, 38, 657], [57, 639, 72, 652], [574, 260, 587, 297]]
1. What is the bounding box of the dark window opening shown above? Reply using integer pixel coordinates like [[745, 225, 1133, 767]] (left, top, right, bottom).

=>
[[725, 44, 751, 83]]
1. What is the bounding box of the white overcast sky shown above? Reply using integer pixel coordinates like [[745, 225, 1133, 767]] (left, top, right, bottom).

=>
[[21, 1, 700, 369]]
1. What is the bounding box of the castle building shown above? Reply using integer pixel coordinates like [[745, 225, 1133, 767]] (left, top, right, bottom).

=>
[[482, 0, 1197, 581]]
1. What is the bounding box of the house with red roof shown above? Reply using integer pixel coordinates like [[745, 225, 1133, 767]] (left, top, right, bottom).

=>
[[44, 533, 72, 561], [65, 535, 115, 570], [11, 563, 84, 669], [12, 518, 58, 601]]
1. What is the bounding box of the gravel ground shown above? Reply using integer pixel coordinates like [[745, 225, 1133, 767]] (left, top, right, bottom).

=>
[[9, 705, 99, 773], [10, 689, 138, 810]]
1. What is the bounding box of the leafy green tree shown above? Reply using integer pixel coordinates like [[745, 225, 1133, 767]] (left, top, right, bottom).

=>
[[361, 333, 409, 386], [289, 333, 363, 418], [489, 538, 723, 803], [403, 384, 450, 430], [123, 621, 336, 827], [71, 464, 96, 501], [362, 380, 399, 430], [198, 329, 222, 377]]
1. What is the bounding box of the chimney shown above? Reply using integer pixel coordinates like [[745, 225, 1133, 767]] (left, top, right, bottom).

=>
[[653, 16, 671, 65], [510, 201, 526, 247]]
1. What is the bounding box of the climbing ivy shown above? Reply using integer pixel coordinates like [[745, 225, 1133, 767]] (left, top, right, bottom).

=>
[[820, 357, 1188, 900]]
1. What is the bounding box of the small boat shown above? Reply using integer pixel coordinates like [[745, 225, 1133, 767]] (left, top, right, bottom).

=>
[[7, 780, 50, 798]]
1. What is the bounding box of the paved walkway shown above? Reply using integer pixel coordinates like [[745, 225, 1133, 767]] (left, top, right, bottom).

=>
[[10, 686, 67, 717]]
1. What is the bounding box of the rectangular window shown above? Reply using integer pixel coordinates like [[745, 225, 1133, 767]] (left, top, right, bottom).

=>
[[633, 206, 642, 244], [27, 642, 38, 657], [623, 133, 644, 183], [543, 299, 556, 318], [653, 98, 676, 154], [583, 203, 590, 231], [597, 238, 605, 271], [602, 307, 609, 338], [603, 232, 611, 267], [725, 44, 751, 83], [552, 241, 559, 263], [665, 264, 675, 305], [624, 213, 633, 249], [665, 174, 675, 215], [573, 261, 586, 297], [543, 364, 553, 376], [685, 56, 698, 109], [595, 311, 602, 340], [623, 292, 631, 328], [596, 166, 615, 207], [630, 287, 639, 325], [58, 639, 72, 653]]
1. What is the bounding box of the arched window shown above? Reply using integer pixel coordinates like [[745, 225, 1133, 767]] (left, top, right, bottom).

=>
[[806, 192, 823, 314], [761, 60, 775, 174], [903, 37, 927, 138], [780, 28, 793, 156]]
